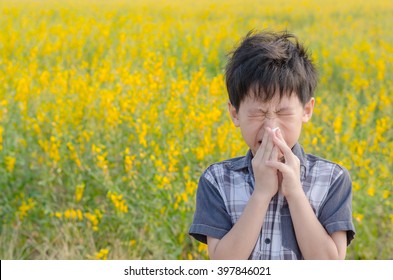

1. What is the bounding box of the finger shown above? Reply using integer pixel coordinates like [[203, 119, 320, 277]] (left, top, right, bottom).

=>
[[265, 160, 290, 173], [272, 128, 293, 162], [262, 130, 274, 161], [270, 145, 279, 162], [255, 127, 270, 161], [260, 127, 270, 153], [253, 137, 264, 162]]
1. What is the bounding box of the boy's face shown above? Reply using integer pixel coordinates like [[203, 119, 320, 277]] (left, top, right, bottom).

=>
[[228, 91, 315, 156]]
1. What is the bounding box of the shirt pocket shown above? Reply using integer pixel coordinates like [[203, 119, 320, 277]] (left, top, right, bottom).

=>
[[280, 205, 302, 259]]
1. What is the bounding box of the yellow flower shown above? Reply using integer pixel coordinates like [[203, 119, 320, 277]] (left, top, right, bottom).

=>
[[197, 242, 208, 253], [181, 192, 188, 203], [333, 115, 343, 135], [185, 180, 197, 195], [67, 142, 82, 168], [49, 136, 61, 164], [376, 59, 385, 80], [0, 126, 3, 151], [367, 187, 375, 197], [107, 191, 128, 213], [382, 190, 390, 199], [74, 183, 85, 203], [17, 198, 35, 220], [5, 156, 16, 173], [65, 209, 75, 219], [85, 212, 100, 231], [64, 209, 71, 219], [352, 181, 360, 191], [77, 209, 83, 221], [63, 208, 83, 221], [353, 213, 364, 223], [154, 175, 171, 190], [94, 248, 109, 260], [124, 151, 136, 174]]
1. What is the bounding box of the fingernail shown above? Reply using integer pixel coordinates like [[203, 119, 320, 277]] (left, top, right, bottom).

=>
[[272, 127, 280, 135]]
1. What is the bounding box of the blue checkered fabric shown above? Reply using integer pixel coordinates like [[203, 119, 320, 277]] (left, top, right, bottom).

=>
[[189, 143, 355, 259]]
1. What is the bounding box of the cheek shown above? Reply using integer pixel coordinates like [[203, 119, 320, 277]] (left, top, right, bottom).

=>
[[241, 120, 262, 134], [239, 122, 262, 146], [279, 121, 302, 147]]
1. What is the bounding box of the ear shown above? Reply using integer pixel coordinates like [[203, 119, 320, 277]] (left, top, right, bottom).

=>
[[302, 97, 315, 123], [228, 102, 240, 127]]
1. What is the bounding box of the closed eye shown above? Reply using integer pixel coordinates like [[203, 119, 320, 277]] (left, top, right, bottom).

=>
[[248, 113, 265, 119], [277, 112, 293, 116], [276, 108, 294, 116]]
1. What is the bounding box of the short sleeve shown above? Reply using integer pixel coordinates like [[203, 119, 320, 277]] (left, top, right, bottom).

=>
[[189, 172, 233, 244], [318, 166, 356, 245]]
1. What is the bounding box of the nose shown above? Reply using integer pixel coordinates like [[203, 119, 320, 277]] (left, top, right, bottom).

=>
[[264, 113, 277, 128]]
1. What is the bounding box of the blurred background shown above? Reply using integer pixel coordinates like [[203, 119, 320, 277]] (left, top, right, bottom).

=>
[[0, 0, 392, 259]]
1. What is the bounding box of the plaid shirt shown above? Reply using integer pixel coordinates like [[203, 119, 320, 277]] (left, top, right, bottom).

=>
[[189, 143, 355, 259]]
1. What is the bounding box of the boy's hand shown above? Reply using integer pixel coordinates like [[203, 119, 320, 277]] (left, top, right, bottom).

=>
[[251, 127, 279, 199], [265, 128, 303, 199]]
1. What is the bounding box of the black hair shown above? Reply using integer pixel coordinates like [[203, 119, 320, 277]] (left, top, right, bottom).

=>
[[225, 30, 317, 111]]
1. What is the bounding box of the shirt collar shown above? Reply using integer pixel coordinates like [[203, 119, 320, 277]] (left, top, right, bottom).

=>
[[229, 149, 253, 172], [292, 143, 308, 180], [229, 142, 308, 179]]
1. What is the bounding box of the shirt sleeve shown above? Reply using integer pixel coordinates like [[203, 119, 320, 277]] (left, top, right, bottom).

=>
[[188, 170, 233, 244], [318, 166, 356, 245]]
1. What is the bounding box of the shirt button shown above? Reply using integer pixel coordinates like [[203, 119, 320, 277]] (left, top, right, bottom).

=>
[[264, 238, 271, 244]]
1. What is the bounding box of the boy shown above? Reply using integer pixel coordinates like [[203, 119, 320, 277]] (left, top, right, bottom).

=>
[[189, 31, 355, 260]]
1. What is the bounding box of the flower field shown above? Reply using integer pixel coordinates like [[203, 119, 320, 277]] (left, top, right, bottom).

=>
[[0, 0, 392, 259]]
